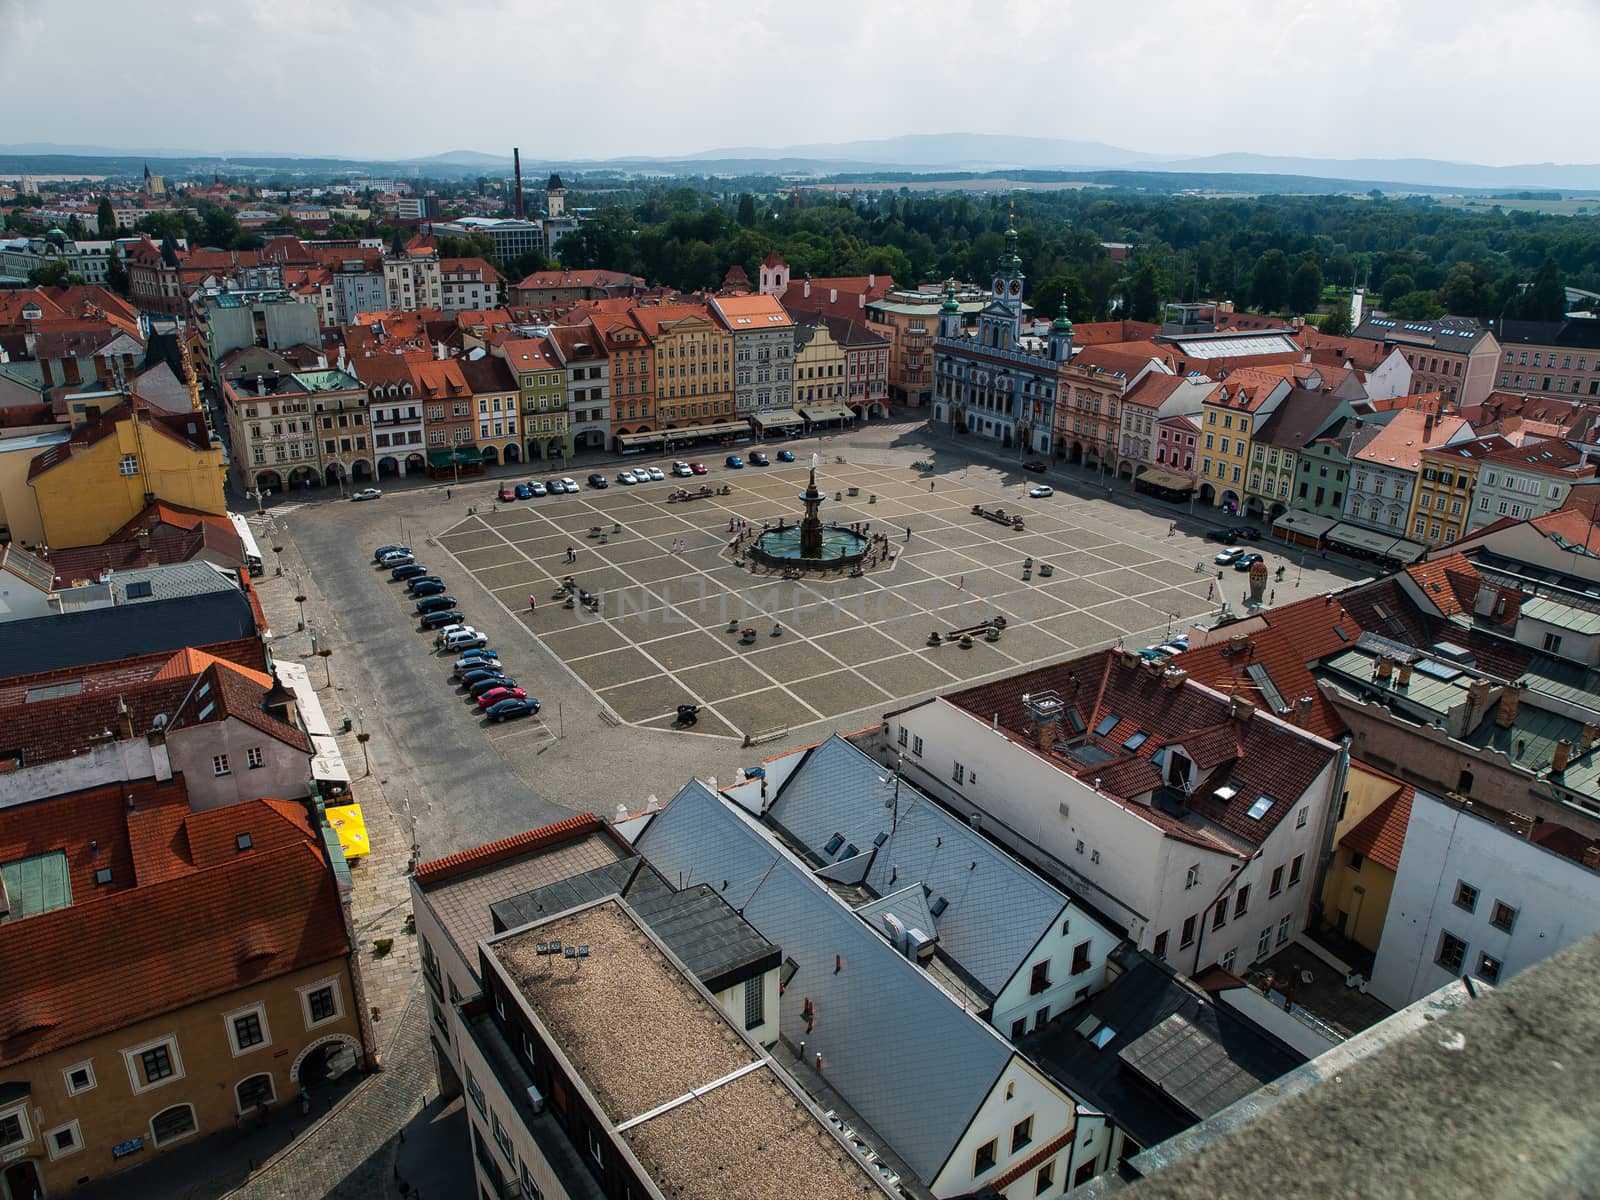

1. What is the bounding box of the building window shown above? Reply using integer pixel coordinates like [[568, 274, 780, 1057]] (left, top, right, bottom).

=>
[[150, 1103, 197, 1147], [1071, 940, 1092, 975], [1234, 886, 1250, 918], [0, 1106, 30, 1153], [1153, 931, 1169, 959], [1269, 866, 1284, 897], [1278, 914, 1293, 947], [227, 1005, 270, 1054], [466, 1067, 486, 1117], [897, 726, 908, 747], [1012, 1114, 1034, 1153], [213, 754, 231, 776], [1036, 1160, 1056, 1195], [1296, 806, 1308, 828], [44, 1119, 82, 1160], [63, 1061, 96, 1095], [974, 1138, 999, 1176], [494, 1110, 515, 1165], [1186, 864, 1200, 890], [1476, 953, 1503, 985], [1543, 632, 1563, 654], [1010, 1017, 1027, 1040], [124, 1035, 184, 1093], [299, 977, 343, 1027], [1437, 931, 1468, 973], [1212, 904, 1227, 931], [1180, 915, 1197, 948], [953, 762, 966, 785], [744, 978, 765, 1030], [1454, 881, 1479, 913], [119, 453, 139, 476], [1221, 948, 1238, 973], [1349, 851, 1364, 873], [235, 1073, 275, 1114], [247, 746, 264, 769], [1490, 901, 1518, 933], [912, 735, 924, 757], [1030, 960, 1052, 994], [1289, 854, 1304, 885]]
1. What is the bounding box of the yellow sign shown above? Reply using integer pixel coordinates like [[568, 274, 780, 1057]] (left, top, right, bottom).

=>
[[326, 803, 370, 860]]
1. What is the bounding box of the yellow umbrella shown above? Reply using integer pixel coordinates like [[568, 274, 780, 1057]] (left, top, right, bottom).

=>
[[326, 803, 370, 860]]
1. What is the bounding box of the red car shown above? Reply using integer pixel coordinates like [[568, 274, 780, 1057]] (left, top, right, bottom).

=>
[[689, 461, 708, 475], [498, 484, 516, 502], [477, 685, 529, 708]]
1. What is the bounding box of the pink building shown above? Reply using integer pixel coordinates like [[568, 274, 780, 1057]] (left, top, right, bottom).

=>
[[1156, 414, 1200, 477]]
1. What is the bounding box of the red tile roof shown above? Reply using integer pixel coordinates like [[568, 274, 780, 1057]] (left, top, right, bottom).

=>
[[1170, 624, 1346, 741], [1340, 783, 1413, 872], [415, 813, 605, 887]]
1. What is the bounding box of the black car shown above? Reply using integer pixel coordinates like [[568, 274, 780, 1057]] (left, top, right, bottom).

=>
[[587, 473, 608, 489], [419, 609, 465, 630], [1205, 529, 1239, 545], [1230, 526, 1261, 542], [468, 675, 517, 698], [460, 667, 507, 689], [414, 594, 457, 614], [392, 563, 428, 581], [750, 451, 770, 466], [1233, 552, 1264, 572], [486, 697, 539, 722], [405, 575, 443, 593], [1022, 460, 1047, 473], [410, 579, 448, 597], [373, 544, 412, 563]]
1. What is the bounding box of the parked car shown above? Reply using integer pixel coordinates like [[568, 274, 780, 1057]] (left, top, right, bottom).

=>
[[528, 480, 548, 497], [645, 466, 665, 481], [391, 563, 428, 581], [618, 470, 639, 485], [725, 454, 744, 469], [416, 594, 458, 614], [1022, 460, 1047, 473], [1166, 634, 1190, 649], [373, 544, 411, 562], [407, 578, 446, 596], [377, 550, 414, 567], [750, 451, 770, 466], [1028, 484, 1054, 498], [545, 477, 567, 494], [587, 473, 609, 489], [404, 574, 443, 592], [442, 629, 488, 652], [1205, 529, 1239, 545], [776, 449, 795, 462], [1214, 547, 1246, 565], [433, 623, 475, 641], [477, 685, 529, 708], [452, 651, 499, 676], [460, 667, 508, 689], [514, 483, 533, 499], [1233, 552, 1264, 572], [352, 487, 382, 501], [560, 477, 578, 493], [1230, 526, 1262, 542], [672, 460, 694, 477], [485, 696, 539, 721], [420, 609, 466, 630], [498, 484, 517, 502], [469, 675, 518, 698], [689, 462, 708, 475]]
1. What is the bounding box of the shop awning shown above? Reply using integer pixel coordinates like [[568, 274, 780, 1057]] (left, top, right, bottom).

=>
[[427, 446, 485, 468], [662, 420, 752, 440], [616, 429, 664, 447], [426, 449, 453, 468], [1136, 467, 1195, 491], [1273, 511, 1339, 539], [1327, 522, 1424, 562], [310, 735, 350, 785], [325, 803, 370, 860], [800, 404, 853, 422], [753, 408, 803, 430]]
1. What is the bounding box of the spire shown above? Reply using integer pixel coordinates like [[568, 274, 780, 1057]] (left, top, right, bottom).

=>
[[143, 162, 152, 180], [940, 281, 960, 314], [1053, 299, 1073, 333]]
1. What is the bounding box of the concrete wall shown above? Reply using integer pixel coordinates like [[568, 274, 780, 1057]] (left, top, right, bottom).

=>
[[711, 966, 780, 1048], [0, 736, 170, 810], [166, 719, 311, 809], [1370, 789, 1600, 1007], [931, 1054, 1078, 1200], [1320, 845, 1396, 952]]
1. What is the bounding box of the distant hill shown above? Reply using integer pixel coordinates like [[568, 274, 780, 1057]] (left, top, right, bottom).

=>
[[685, 132, 1160, 171]]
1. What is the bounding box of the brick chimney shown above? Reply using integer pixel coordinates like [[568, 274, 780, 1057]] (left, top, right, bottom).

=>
[[1581, 723, 1598, 752], [1495, 682, 1525, 728], [1506, 810, 1534, 839], [1551, 738, 1574, 776], [115, 695, 134, 741], [1583, 844, 1600, 871], [1396, 660, 1414, 687], [1375, 655, 1395, 684]]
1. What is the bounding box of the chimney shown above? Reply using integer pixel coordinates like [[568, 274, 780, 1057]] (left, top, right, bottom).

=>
[[1375, 655, 1395, 684], [1297, 695, 1315, 724], [513, 148, 524, 219], [1424, 411, 1436, 437], [1466, 678, 1493, 715], [115, 696, 134, 741], [1551, 739, 1574, 776], [1581, 723, 1599, 752], [1583, 844, 1600, 871], [1230, 696, 1256, 723], [1506, 810, 1534, 839], [1495, 682, 1525, 728], [1163, 667, 1188, 690], [1396, 660, 1414, 687], [1227, 632, 1249, 656]]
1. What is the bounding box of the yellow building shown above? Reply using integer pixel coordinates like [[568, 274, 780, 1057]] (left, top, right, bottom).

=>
[[28, 401, 226, 549], [1318, 762, 1413, 955], [634, 303, 735, 428], [1408, 436, 1508, 548], [792, 319, 848, 405], [1196, 369, 1291, 515], [494, 337, 570, 461]]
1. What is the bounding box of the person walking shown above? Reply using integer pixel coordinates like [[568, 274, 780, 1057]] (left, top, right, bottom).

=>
[[446, 487, 452, 500], [529, 594, 537, 612], [905, 525, 912, 542]]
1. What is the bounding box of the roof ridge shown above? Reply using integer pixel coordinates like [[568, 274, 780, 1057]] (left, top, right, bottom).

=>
[[415, 812, 605, 886]]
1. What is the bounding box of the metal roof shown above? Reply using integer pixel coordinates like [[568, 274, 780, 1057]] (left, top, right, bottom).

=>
[[1519, 596, 1600, 636], [1160, 333, 1299, 359], [635, 779, 1018, 1186]]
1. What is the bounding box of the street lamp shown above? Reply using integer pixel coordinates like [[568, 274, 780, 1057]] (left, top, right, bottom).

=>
[[316, 647, 333, 689], [272, 545, 284, 576], [294, 593, 307, 631]]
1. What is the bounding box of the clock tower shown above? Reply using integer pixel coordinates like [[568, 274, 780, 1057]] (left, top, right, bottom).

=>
[[978, 215, 1026, 352]]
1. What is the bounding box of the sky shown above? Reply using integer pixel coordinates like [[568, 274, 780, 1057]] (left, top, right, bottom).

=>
[[4, 0, 1597, 165]]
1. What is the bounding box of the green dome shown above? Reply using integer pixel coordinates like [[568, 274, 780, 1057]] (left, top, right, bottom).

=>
[[940, 284, 960, 314], [1052, 300, 1073, 333]]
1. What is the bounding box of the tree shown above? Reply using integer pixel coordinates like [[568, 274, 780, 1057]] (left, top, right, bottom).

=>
[[106, 249, 130, 297], [1250, 249, 1291, 312], [1380, 272, 1415, 309], [28, 260, 80, 287], [1288, 258, 1324, 316], [1029, 273, 1090, 323], [199, 204, 241, 250], [96, 195, 117, 237], [1389, 290, 1444, 320], [1437, 262, 1490, 317], [1319, 300, 1353, 338], [1128, 260, 1163, 322], [1517, 255, 1566, 321], [737, 193, 757, 228]]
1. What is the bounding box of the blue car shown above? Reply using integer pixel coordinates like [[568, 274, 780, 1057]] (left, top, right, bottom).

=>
[[514, 483, 533, 499], [776, 449, 795, 462], [405, 575, 443, 593], [725, 455, 744, 469], [419, 609, 464, 630], [486, 697, 540, 722], [392, 563, 428, 581], [410, 579, 448, 598], [460, 667, 508, 689], [415, 594, 457, 613], [468, 676, 517, 698]]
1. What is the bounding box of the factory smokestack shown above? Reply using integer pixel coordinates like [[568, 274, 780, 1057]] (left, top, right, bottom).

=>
[[513, 147, 524, 219]]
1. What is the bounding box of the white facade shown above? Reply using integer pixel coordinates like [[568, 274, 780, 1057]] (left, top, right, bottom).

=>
[[881, 701, 1343, 978], [383, 254, 442, 310], [1467, 461, 1582, 532], [1369, 789, 1600, 1008], [1362, 348, 1414, 401], [931, 1055, 1081, 1198], [439, 264, 501, 313]]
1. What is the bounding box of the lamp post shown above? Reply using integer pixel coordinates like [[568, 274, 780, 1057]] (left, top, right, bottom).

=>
[[316, 647, 333, 689], [294, 593, 307, 631], [272, 545, 284, 577]]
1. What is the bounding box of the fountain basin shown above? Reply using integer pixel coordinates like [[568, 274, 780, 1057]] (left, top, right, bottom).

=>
[[749, 523, 870, 571]]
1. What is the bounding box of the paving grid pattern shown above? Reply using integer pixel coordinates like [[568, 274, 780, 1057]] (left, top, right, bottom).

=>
[[434, 462, 1233, 741]]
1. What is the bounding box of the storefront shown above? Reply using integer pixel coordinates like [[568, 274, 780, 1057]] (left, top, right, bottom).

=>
[[799, 403, 853, 429], [1325, 522, 1426, 565], [1134, 466, 1196, 502], [1272, 511, 1340, 551], [752, 408, 804, 438]]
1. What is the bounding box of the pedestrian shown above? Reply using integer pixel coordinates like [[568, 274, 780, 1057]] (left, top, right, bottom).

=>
[[905, 525, 912, 542], [930, 480, 935, 491], [957, 574, 965, 590], [529, 594, 537, 612], [446, 487, 452, 500], [1269, 588, 1276, 604], [1207, 580, 1215, 600]]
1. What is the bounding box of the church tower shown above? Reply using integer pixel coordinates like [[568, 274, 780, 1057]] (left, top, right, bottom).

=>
[[979, 215, 1025, 352], [1049, 300, 1074, 363], [938, 282, 963, 338], [545, 173, 566, 220]]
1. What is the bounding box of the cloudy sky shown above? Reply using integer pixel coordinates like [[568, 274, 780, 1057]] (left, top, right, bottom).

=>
[[4, 0, 1594, 164]]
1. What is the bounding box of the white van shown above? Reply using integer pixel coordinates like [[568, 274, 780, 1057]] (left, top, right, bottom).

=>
[[442, 629, 488, 652]]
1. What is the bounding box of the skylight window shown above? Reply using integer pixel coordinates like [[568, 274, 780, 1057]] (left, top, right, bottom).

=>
[[1090, 1025, 1117, 1049], [1246, 795, 1274, 821], [1214, 785, 1238, 802], [1094, 714, 1120, 737], [1123, 731, 1149, 752], [823, 833, 845, 856], [929, 896, 950, 918], [872, 832, 889, 848]]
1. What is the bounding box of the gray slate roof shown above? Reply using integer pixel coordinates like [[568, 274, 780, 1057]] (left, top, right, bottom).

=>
[[0, 589, 257, 677], [636, 779, 1018, 1186], [766, 735, 1071, 997]]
